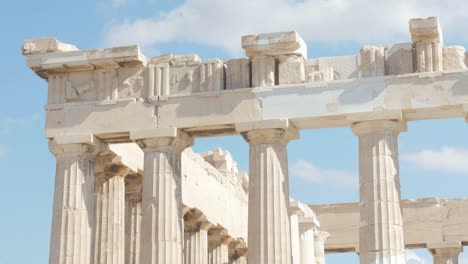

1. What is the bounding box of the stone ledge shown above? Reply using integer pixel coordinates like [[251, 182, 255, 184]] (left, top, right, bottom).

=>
[[241, 31, 307, 58]]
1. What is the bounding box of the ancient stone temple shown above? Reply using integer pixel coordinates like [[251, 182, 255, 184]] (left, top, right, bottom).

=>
[[23, 16, 468, 264]]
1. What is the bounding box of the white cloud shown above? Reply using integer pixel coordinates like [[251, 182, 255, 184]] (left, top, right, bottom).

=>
[[103, 0, 468, 56], [112, 0, 127, 8], [402, 147, 468, 174], [290, 160, 357, 188], [406, 249, 430, 264], [0, 113, 40, 135], [0, 146, 7, 159]]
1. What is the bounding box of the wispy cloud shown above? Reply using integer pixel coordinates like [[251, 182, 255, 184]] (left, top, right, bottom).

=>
[[290, 160, 357, 188], [406, 249, 430, 264], [111, 0, 127, 8], [402, 147, 468, 174], [0, 146, 7, 159], [103, 0, 468, 56], [405, 248, 468, 264], [0, 113, 40, 135]]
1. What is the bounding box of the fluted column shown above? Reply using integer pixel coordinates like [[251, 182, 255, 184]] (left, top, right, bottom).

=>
[[300, 229, 315, 264], [290, 201, 302, 264], [227, 240, 247, 264], [208, 229, 231, 264], [298, 216, 319, 264], [125, 174, 142, 264], [414, 40, 443, 72], [352, 120, 407, 264], [314, 231, 329, 264], [230, 256, 247, 264], [94, 162, 129, 264], [429, 242, 463, 264], [237, 119, 299, 264], [209, 243, 229, 264], [134, 129, 193, 264], [184, 221, 211, 264], [48, 140, 101, 264]]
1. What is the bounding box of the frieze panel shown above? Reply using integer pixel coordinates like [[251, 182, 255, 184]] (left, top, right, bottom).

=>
[[118, 67, 145, 99], [169, 55, 202, 95], [67, 71, 96, 102]]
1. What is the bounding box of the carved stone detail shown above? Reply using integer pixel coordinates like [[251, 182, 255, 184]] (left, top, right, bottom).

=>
[[66, 80, 94, 101]]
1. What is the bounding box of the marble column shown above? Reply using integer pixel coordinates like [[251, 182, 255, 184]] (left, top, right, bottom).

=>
[[48, 140, 101, 264], [300, 229, 316, 264], [227, 240, 247, 264], [135, 129, 193, 264], [290, 201, 302, 264], [230, 256, 247, 264], [125, 174, 142, 264], [184, 221, 211, 264], [429, 242, 463, 264], [208, 229, 230, 264], [209, 243, 229, 264], [352, 120, 407, 264], [299, 216, 319, 264], [94, 162, 129, 264], [314, 231, 329, 264], [237, 119, 299, 264], [414, 40, 443, 72]]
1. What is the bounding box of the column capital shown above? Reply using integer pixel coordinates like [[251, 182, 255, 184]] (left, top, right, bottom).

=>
[[95, 155, 134, 185], [352, 120, 407, 136], [125, 174, 142, 200], [428, 242, 463, 256], [299, 216, 320, 234], [105, 164, 130, 177], [289, 200, 317, 219], [95, 164, 131, 188], [208, 228, 232, 246], [314, 230, 330, 240], [314, 230, 330, 264], [229, 239, 248, 259], [184, 208, 214, 232], [48, 134, 107, 158], [130, 127, 193, 153], [236, 119, 299, 144], [409, 17, 443, 44], [289, 200, 303, 216]]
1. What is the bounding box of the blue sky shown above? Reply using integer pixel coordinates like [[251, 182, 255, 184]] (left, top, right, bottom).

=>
[[1, 0, 468, 263]]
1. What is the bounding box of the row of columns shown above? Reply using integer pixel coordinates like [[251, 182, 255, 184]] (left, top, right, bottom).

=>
[[47, 131, 248, 264], [237, 119, 409, 264], [48, 119, 463, 264], [290, 200, 328, 264]]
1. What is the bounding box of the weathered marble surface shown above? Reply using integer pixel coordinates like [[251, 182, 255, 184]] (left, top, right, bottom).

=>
[[310, 198, 468, 252], [23, 15, 468, 264], [22, 16, 468, 140], [353, 120, 407, 264], [237, 120, 299, 264], [241, 31, 307, 58], [410, 17, 443, 72]]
